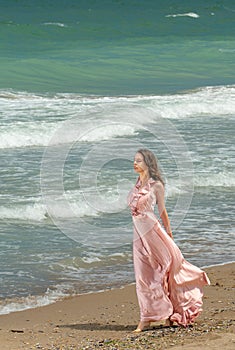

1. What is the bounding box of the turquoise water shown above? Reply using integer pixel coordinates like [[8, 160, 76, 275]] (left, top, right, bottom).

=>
[[0, 1, 234, 314], [1, 0, 235, 94]]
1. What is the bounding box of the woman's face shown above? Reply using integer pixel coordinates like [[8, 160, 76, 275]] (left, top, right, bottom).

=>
[[133, 152, 148, 174]]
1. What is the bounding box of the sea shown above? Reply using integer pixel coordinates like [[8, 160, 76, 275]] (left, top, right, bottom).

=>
[[0, 0, 234, 315]]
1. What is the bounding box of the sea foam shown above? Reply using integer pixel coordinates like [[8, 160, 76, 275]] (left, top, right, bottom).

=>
[[166, 12, 200, 18], [0, 284, 73, 315], [0, 85, 234, 149], [1, 171, 234, 223]]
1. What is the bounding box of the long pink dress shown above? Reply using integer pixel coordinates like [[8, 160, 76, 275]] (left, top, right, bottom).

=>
[[128, 177, 210, 326]]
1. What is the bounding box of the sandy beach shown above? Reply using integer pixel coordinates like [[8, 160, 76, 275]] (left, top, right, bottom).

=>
[[0, 262, 234, 350]]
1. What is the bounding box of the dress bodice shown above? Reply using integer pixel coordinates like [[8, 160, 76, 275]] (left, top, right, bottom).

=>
[[128, 177, 157, 217]]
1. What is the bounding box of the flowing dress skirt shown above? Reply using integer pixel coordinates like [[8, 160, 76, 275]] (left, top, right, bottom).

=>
[[133, 216, 210, 326]]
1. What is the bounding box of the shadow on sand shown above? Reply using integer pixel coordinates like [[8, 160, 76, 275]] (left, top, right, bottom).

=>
[[57, 322, 177, 332]]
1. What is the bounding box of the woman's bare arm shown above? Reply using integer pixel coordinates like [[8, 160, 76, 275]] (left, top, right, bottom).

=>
[[154, 182, 173, 239]]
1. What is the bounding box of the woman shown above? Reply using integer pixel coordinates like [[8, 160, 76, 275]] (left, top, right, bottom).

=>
[[128, 149, 210, 332]]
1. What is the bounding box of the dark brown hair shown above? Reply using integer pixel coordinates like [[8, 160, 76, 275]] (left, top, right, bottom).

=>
[[137, 148, 164, 185]]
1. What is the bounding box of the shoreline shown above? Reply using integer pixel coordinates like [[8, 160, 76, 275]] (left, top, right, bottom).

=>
[[0, 262, 234, 349], [201, 260, 235, 269], [1, 260, 234, 317]]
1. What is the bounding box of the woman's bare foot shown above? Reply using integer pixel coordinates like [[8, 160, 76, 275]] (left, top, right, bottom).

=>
[[165, 317, 174, 327], [133, 321, 151, 333]]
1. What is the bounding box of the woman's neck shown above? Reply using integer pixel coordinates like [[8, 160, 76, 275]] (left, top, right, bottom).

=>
[[139, 173, 150, 186]]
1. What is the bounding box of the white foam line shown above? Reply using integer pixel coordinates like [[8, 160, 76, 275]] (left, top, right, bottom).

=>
[[166, 12, 200, 18], [201, 260, 235, 269], [42, 22, 67, 27]]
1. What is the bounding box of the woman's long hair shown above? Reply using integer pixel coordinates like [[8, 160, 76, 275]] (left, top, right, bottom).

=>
[[137, 149, 165, 185]]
